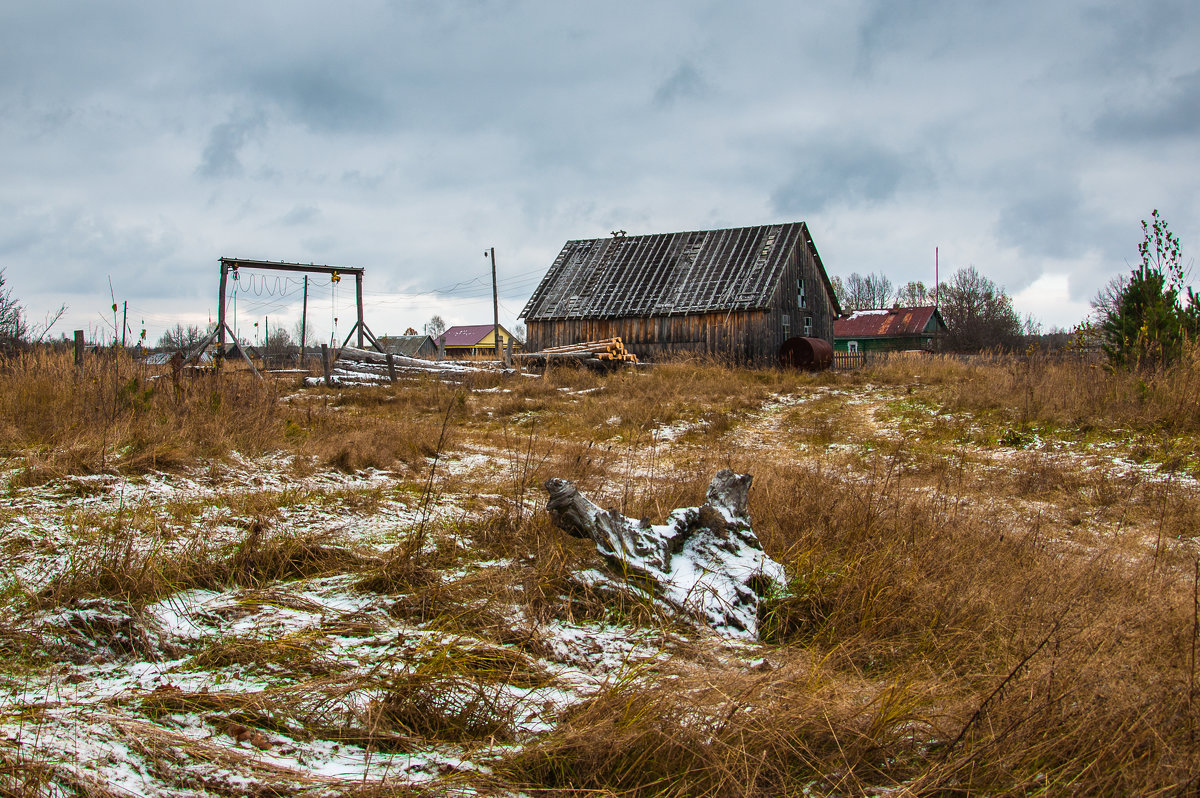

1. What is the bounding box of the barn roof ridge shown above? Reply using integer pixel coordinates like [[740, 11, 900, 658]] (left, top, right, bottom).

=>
[[521, 221, 837, 321]]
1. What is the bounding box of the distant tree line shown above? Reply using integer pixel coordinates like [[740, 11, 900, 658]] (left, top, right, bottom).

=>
[[0, 270, 27, 354], [833, 266, 1032, 352], [0, 269, 67, 355]]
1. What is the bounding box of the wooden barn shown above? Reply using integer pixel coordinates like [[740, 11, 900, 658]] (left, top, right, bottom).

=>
[[519, 222, 841, 364]]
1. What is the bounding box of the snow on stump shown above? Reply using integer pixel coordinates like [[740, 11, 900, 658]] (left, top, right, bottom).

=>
[[543, 470, 786, 641]]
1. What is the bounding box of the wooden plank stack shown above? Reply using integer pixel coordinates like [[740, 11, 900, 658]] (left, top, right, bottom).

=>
[[515, 338, 639, 369]]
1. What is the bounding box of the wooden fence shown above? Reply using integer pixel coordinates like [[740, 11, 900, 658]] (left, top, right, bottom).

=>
[[831, 351, 869, 370]]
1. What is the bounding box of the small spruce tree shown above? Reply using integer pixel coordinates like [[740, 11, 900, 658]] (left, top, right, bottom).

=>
[[1102, 211, 1199, 368]]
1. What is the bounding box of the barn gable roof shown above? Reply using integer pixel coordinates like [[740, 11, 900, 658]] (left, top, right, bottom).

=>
[[520, 222, 838, 321]]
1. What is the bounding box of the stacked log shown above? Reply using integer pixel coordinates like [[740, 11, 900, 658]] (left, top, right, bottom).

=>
[[515, 338, 639, 369], [302, 346, 512, 387]]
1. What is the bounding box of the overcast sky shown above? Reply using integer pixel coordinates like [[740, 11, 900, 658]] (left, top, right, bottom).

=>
[[2, 0, 1198, 345]]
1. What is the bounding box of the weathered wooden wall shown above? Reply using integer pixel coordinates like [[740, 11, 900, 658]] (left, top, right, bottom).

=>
[[527, 311, 772, 363]]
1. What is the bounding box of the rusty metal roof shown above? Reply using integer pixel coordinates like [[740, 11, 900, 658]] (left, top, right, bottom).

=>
[[833, 306, 945, 338], [521, 222, 836, 321]]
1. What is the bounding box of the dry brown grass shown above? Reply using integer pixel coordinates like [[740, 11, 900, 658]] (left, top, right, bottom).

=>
[[26, 515, 377, 614], [869, 346, 1200, 438], [483, 446, 1200, 795], [7, 346, 1200, 795], [0, 350, 283, 483]]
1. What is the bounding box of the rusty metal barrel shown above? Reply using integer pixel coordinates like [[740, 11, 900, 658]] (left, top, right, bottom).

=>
[[778, 336, 833, 371]]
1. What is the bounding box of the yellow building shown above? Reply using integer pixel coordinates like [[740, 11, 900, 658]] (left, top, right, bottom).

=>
[[434, 324, 521, 357]]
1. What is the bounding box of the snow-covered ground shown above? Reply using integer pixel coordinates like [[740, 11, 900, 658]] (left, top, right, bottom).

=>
[[3, 378, 1198, 795], [0, 448, 748, 796]]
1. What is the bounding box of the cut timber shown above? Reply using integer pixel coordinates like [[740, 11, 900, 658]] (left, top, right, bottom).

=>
[[543, 470, 786, 640], [518, 338, 640, 368], [303, 346, 513, 386]]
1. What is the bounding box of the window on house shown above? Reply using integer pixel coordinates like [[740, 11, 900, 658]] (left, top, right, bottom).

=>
[[798, 278, 807, 308], [782, 313, 790, 337], [803, 316, 813, 336], [848, 341, 859, 354]]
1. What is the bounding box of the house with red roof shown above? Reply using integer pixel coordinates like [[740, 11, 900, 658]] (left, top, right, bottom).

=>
[[433, 324, 520, 357], [833, 306, 946, 354]]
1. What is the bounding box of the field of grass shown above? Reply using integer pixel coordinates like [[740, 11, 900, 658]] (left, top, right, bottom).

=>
[[1, 348, 1199, 796]]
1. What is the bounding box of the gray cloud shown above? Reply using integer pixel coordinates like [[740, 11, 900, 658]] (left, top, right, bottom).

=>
[[856, 0, 956, 73], [197, 112, 265, 178], [653, 61, 708, 108], [1094, 69, 1200, 141], [0, 204, 186, 298], [280, 205, 322, 227], [770, 140, 927, 214], [995, 184, 1087, 261], [247, 64, 394, 134], [2, 0, 1199, 337]]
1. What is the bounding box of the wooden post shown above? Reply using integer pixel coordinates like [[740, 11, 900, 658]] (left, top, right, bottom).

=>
[[386, 352, 396, 383], [355, 272, 364, 349], [321, 344, 331, 386], [299, 275, 308, 367], [505, 333, 513, 368], [73, 330, 84, 369], [488, 247, 500, 360], [217, 260, 229, 364], [437, 337, 445, 361]]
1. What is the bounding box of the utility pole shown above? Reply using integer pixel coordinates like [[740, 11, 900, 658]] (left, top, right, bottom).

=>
[[935, 247, 941, 353], [487, 246, 500, 359], [299, 275, 308, 366], [121, 301, 127, 347]]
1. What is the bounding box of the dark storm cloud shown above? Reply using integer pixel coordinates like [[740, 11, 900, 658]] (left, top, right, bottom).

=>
[[1094, 69, 1200, 141], [198, 112, 265, 178], [995, 184, 1088, 261], [770, 140, 927, 215], [653, 61, 709, 108], [855, 0, 957, 71], [246, 64, 395, 134]]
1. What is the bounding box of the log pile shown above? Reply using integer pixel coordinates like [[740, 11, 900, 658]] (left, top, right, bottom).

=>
[[515, 338, 639, 370], [302, 346, 511, 387]]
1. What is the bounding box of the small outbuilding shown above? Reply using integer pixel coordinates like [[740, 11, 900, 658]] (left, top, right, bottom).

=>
[[520, 222, 841, 364], [377, 334, 437, 359], [834, 306, 947, 354], [434, 325, 520, 357]]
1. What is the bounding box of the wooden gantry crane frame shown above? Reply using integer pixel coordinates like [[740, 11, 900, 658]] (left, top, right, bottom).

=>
[[185, 257, 386, 375]]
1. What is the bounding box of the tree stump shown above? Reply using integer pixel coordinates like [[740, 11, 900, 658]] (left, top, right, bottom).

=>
[[544, 470, 786, 640]]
